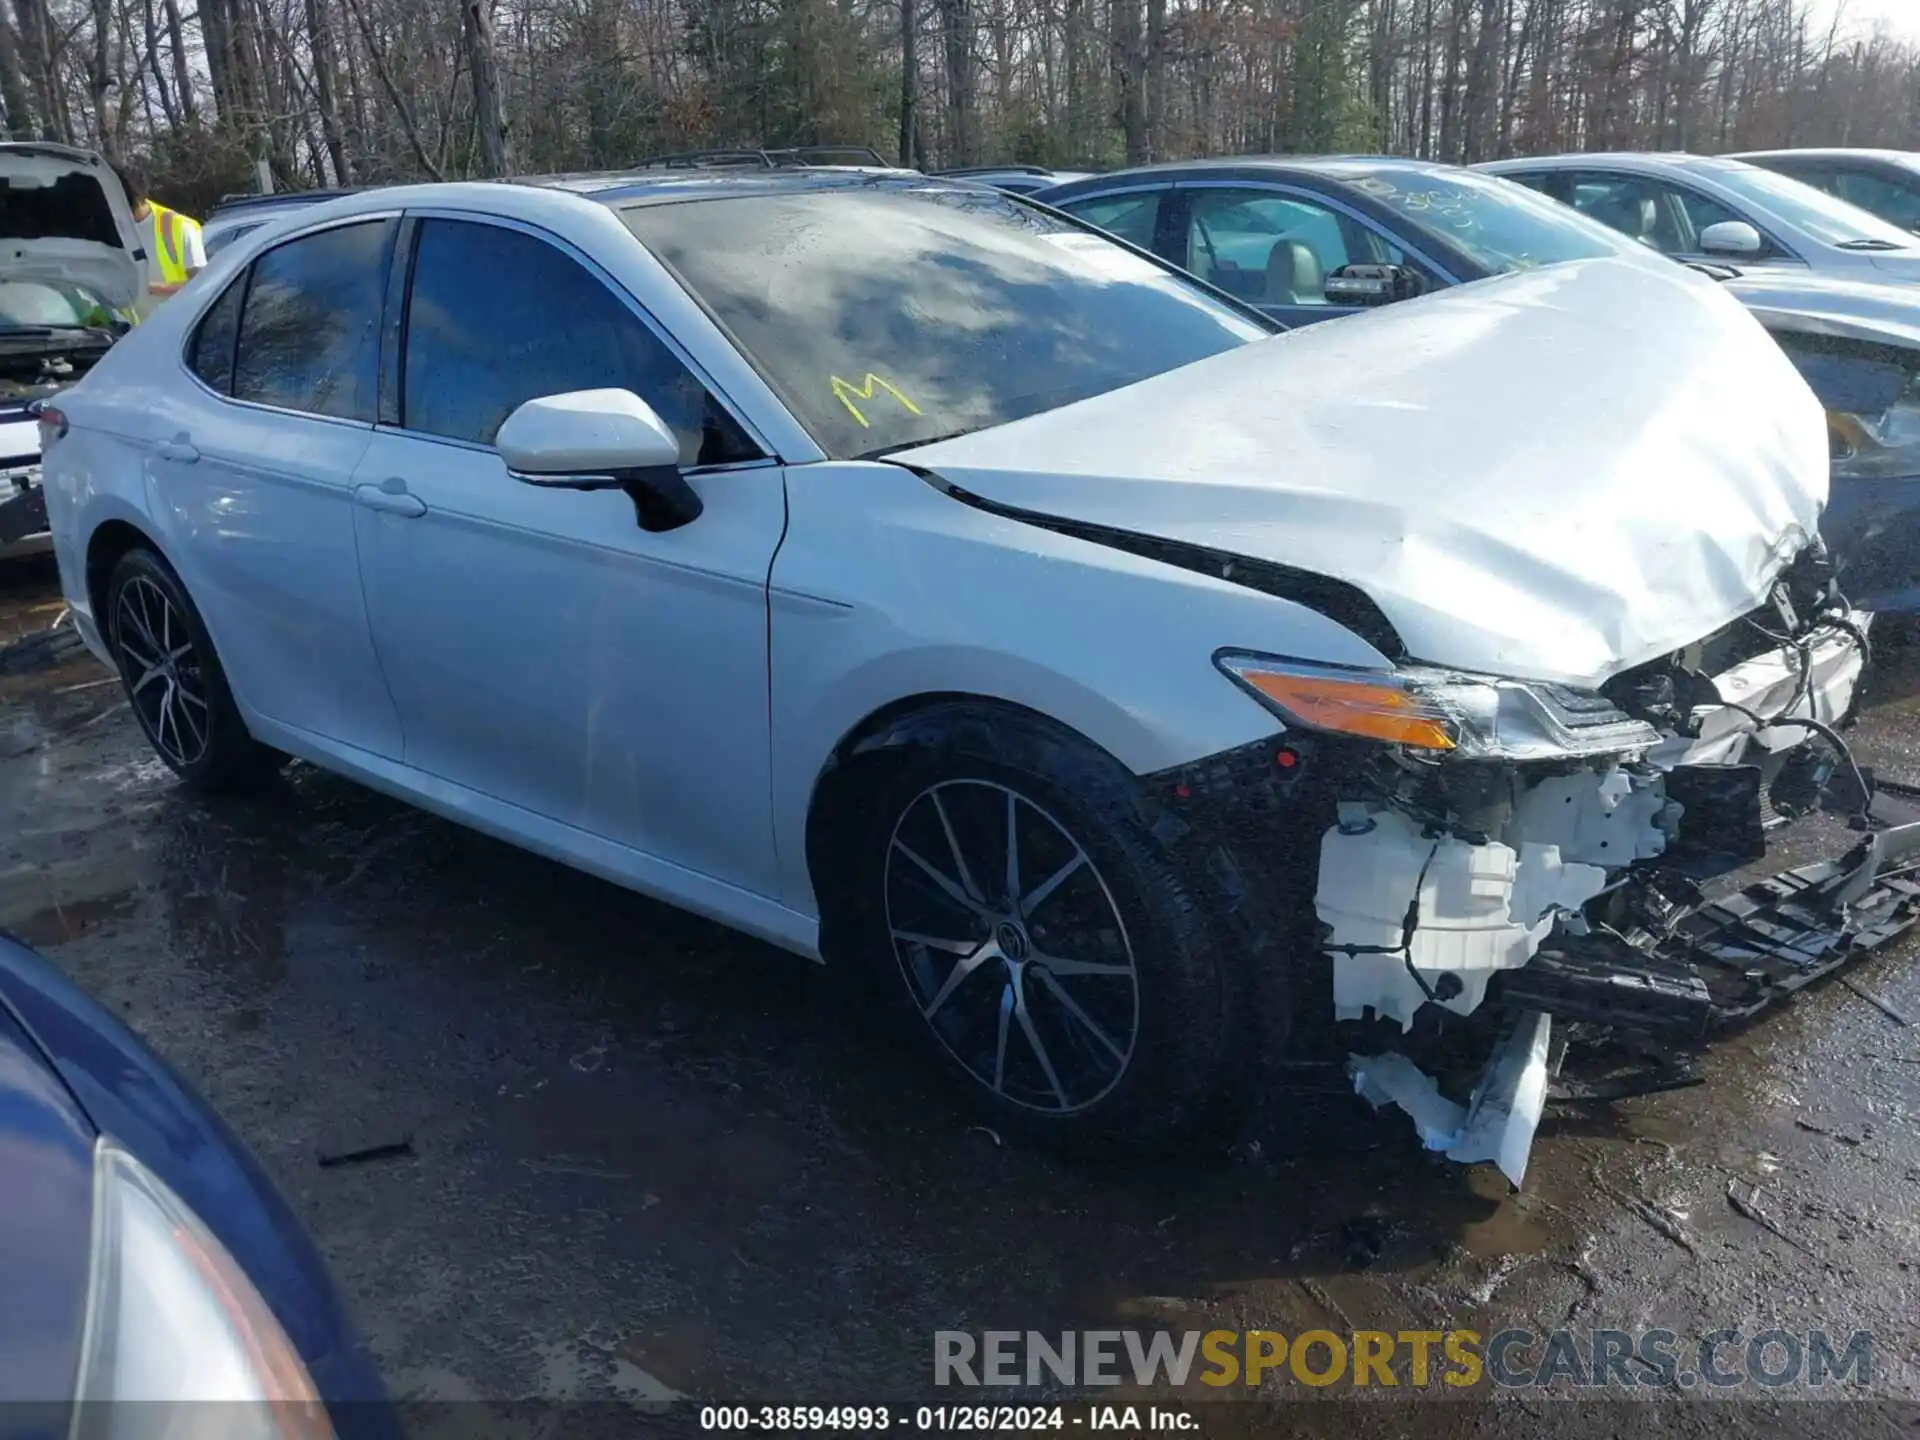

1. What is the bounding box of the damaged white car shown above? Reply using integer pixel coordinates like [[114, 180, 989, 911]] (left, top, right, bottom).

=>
[[0, 142, 142, 561], [39, 175, 1916, 1185]]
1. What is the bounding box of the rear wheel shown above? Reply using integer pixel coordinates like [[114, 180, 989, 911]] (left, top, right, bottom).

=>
[[105, 548, 282, 790], [833, 705, 1244, 1143]]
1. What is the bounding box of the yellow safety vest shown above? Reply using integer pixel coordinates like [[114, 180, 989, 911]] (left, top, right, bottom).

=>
[[148, 204, 199, 285]]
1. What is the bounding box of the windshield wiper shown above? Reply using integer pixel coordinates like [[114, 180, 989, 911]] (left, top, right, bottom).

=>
[[1834, 239, 1906, 251], [0, 323, 110, 339], [857, 427, 979, 461]]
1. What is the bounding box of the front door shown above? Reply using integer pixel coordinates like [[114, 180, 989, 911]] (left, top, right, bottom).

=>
[[350, 215, 787, 895]]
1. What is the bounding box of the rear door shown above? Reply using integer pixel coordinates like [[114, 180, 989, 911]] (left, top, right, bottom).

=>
[[348, 212, 789, 894], [154, 215, 405, 758]]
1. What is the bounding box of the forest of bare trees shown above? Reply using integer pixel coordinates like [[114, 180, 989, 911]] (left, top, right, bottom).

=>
[[0, 0, 1915, 211]]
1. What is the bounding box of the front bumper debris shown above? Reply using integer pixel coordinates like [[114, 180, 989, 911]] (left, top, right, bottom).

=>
[[1350, 1011, 1554, 1187], [1316, 605, 1920, 1186]]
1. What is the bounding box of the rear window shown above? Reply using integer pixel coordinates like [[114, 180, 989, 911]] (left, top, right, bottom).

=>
[[621, 183, 1266, 459]]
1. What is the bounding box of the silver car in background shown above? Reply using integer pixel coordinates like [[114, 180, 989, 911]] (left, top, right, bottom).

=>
[[1479, 152, 1920, 284], [1732, 149, 1920, 234]]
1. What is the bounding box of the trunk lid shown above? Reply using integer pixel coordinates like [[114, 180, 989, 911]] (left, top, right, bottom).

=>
[[0, 142, 141, 311], [899, 258, 1828, 689]]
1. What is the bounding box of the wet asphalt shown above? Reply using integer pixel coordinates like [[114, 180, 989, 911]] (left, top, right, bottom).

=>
[[2, 553, 1918, 1432]]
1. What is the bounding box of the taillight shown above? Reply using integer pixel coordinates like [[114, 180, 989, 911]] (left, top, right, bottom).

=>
[[35, 403, 68, 448]]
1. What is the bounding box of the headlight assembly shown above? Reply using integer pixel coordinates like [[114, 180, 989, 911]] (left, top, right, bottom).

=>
[[1216, 652, 1661, 761], [70, 1141, 333, 1440]]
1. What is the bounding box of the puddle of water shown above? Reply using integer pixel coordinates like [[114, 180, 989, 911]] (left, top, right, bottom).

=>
[[7, 889, 140, 947]]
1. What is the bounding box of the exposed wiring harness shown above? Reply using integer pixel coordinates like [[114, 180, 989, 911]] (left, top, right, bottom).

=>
[[1709, 697, 1873, 825]]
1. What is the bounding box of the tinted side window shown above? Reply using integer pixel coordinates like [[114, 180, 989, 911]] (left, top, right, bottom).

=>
[[1058, 193, 1163, 251], [232, 220, 391, 421], [188, 275, 245, 394], [1667, 186, 1750, 245], [1834, 169, 1920, 229], [1569, 175, 1672, 249], [1184, 189, 1407, 305], [400, 218, 760, 466]]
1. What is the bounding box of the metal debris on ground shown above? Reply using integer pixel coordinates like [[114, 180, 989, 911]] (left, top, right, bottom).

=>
[[316, 1136, 416, 1168], [0, 621, 83, 674], [1726, 1178, 1815, 1255], [1838, 976, 1913, 1027], [1793, 1117, 1863, 1145]]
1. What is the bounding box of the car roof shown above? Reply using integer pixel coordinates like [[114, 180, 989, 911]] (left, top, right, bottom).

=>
[[221, 170, 996, 244], [1481, 151, 1762, 175], [509, 166, 950, 207], [208, 187, 362, 218], [1043, 153, 1463, 185], [1731, 147, 1918, 164], [209, 165, 937, 226]]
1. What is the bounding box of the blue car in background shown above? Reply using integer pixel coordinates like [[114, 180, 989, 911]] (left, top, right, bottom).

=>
[[0, 930, 391, 1439]]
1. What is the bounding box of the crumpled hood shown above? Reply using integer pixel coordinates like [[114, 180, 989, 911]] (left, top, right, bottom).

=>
[[0, 142, 141, 310], [901, 258, 1828, 688]]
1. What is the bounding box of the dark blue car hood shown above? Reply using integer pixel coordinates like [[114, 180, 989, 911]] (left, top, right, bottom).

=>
[[0, 997, 93, 1428], [0, 933, 393, 1430]]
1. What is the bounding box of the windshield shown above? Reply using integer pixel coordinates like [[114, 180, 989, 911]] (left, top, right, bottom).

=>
[[0, 278, 119, 330], [621, 183, 1268, 459], [1339, 167, 1636, 274], [1711, 164, 1915, 248]]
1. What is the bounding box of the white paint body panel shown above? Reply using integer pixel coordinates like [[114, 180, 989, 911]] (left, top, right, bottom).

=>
[[904, 257, 1828, 688]]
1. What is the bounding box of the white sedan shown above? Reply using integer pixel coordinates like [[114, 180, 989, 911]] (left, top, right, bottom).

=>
[[38, 171, 1916, 1181]]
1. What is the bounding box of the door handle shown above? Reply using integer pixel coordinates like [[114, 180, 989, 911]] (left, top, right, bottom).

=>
[[154, 434, 198, 463], [353, 480, 427, 518]]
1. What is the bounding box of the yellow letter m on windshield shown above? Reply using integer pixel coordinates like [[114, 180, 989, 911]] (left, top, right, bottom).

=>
[[830, 374, 923, 429]]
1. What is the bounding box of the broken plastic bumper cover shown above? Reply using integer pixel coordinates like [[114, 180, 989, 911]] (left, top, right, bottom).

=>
[[1312, 607, 1920, 1184], [1351, 1011, 1553, 1188]]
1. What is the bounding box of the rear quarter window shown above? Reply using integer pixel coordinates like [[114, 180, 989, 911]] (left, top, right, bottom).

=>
[[230, 219, 392, 421], [187, 276, 245, 393]]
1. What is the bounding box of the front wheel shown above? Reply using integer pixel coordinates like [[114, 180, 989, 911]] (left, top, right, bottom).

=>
[[105, 548, 282, 790], [837, 706, 1246, 1143]]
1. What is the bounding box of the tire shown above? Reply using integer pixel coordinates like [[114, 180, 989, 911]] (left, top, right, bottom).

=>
[[104, 548, 282, 791], [829, 702, 1244, 1145]]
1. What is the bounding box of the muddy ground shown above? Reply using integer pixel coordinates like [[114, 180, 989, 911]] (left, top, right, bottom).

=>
[[2, 553, 1918, 1434]]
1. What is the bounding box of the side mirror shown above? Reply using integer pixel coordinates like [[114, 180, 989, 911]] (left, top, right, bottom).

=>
[[1323, 262, 1425, 307], [1698, 220, 1764, 257], [498, 388, 703, 533]]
